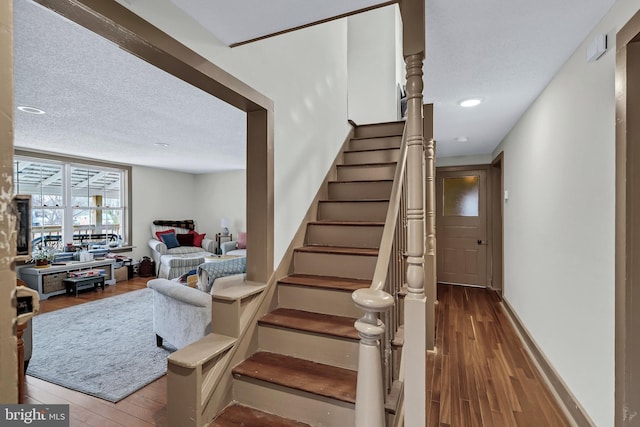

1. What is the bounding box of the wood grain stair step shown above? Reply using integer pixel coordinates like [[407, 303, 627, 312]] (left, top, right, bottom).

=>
[[232, 352, 357, 404], [259, 308, 359, 340], [308, 220, 384, 227], [328, 179, 393, 184], [278, 274, 370, 292], [336, 161, 397, 168], [294, 245, 378, 256], [319, 198, 390, 203], [210, 403, 310, 427], [344, 146, 400, 154]]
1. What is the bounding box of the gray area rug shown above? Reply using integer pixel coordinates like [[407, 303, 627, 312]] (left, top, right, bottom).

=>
[[27, 288, 176, 402]]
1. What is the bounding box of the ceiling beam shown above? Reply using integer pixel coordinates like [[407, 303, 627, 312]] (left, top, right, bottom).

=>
[[34, 0, 273, 113], [399, 0, 425, 56], [229, 1, 398, 48]]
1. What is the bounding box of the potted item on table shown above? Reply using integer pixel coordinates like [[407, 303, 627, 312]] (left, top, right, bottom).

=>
[[31, 246, 56, 268]]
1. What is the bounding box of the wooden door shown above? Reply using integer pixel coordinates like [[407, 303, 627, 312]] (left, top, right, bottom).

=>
[[436, 167, 488, 286]]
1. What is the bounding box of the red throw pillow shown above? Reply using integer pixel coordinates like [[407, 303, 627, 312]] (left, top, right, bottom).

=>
[[189, 230, 206, 247], [237, 231, 247, 249], [176, 233, 195, 246], [155, 228, 175, 241]]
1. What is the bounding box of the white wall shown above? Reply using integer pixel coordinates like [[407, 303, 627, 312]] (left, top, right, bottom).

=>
[[114, 3, 407, 269], [130, 166, 196, 260], [194, 170, 246, 239], [436, 154, 493, 167], [348, 5, 403, 124], [493, 1, 639, 425], [208, 22, 350, 267]]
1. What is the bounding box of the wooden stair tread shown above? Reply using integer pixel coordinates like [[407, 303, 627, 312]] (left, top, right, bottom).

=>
[[337, 161, 397, 167], [294, 245, 378, 256], [328, 179, 393, 184], [349, 134, 402, 141], [319, 198, 389, 203], [308, 220, 384, 226], [232, 352, 357, 404], [210, 403, 310, 427], [259, 308, 359, 340], [344, 146, 400, 154], [278, 274, 370, 292]]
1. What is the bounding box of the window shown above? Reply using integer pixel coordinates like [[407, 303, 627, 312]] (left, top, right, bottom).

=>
[[442, 176, 479, 217], [13, 153, 130, 251]]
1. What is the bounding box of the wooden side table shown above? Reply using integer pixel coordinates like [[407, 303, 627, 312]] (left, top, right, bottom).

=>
[[215, 233, 233, 255]]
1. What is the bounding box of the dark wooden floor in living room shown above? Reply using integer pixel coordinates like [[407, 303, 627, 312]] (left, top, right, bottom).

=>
[[24, 278, 571, 426], [24, 276, 167, 427]]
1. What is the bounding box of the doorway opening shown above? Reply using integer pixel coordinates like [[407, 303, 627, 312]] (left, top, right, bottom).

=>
[[29, 0, 274, 282], [436, 165, 489, 287]]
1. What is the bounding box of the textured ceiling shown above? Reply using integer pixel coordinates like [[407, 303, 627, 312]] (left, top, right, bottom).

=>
[[13, 0, 247, 174], [13, 0, 616, 173]]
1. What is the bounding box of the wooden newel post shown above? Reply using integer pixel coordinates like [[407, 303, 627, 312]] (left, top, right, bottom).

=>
[[404, 52, 427, 426], [353, 288, 394, 427]]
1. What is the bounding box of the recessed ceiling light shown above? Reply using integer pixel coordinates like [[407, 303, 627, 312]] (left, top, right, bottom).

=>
[[154, 143, 169, 147], [459, 98, 482, 108], [17, 106, 46, 115], [455, 137, 469, 143]]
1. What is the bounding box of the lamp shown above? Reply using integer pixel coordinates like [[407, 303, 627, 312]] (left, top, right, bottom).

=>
[[220, 218, 230, 236]]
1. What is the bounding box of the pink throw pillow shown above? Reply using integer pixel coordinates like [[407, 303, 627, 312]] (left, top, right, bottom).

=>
[[237, 232, 246, 249]]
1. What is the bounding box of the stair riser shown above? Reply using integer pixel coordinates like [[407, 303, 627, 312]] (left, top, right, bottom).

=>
[[353, 122, 404, 139], [233, 378, 355, 427], [258, 326, 359, 370], [318, 201, 388, 222], [328, 181, 393, 200], [337, 164, 396, 181], [343, 149, 399, 165], [306, 224, 383, 248], [278, 284, 362, 317], [293, 251, 376, 280]]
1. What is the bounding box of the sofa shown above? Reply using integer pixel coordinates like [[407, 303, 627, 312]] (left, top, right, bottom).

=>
[[148, 220, 216, 279], [220, 231, 247, 257], [147, 257, 247, 349]]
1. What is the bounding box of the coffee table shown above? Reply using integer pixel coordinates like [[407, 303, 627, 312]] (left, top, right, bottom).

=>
[[63, 275, 106, 297]]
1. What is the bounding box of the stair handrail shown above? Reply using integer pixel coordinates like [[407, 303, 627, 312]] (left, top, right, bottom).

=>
[[352, 123, 408, 427], [371, 126, 408, 293]]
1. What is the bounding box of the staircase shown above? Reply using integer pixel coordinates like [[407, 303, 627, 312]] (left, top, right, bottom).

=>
[[210, 122, 404, 426]]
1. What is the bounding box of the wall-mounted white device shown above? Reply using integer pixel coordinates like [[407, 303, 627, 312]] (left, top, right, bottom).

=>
[[586, 34, 607, 63]]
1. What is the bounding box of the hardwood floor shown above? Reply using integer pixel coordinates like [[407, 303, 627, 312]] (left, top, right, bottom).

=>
[[428, 284, 570, 427], [24, 279, 570, 426], [24, 276, 167, 427]]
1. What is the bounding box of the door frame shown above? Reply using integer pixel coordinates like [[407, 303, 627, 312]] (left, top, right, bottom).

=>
[[435, 164, 491, 287], [30, 0, 274, 283], [490, 152, 504, 295], [615, 9, 640, 426]]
